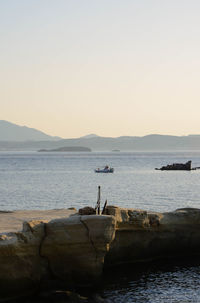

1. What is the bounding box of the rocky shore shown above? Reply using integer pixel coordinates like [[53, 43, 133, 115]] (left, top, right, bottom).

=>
[[1, 206, 200, 301]]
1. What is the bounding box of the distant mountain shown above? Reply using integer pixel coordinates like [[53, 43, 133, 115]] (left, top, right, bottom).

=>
[[80, 134, 99, 139], [188, 134, 200, 136], [1, 133, 200, 151], [0, 121, 200, 151], [0, 120, 62, 141]]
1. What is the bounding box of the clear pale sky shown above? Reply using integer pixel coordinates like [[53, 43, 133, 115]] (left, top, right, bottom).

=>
[[1, 0, 200, 138]]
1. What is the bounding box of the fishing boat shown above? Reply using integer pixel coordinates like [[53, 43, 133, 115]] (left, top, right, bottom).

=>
[[94, 165, 114, 173]]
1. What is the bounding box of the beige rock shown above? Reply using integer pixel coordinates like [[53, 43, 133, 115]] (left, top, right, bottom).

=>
[[1, 206, 200, 301], [0, 220, 46, 301], [105, 207, 200, 266], [0, 209, 77, 301], [105, 205, 151, 228], [41, 215, 116, 286]]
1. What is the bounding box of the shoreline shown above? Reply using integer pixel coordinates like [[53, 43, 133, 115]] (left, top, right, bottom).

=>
[[1, 206, 200, 301]]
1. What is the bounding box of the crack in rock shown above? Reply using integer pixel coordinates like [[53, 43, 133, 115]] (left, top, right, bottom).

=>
[[39, 222, 56, 280], [80, 217, 99, 263]]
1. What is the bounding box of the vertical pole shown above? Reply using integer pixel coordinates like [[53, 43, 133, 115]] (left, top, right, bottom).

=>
[[97, 186, 101, 215], [102, 200, 107, 214]]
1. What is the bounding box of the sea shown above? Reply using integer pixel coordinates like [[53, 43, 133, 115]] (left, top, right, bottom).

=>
[[1, 150, 200, 302]]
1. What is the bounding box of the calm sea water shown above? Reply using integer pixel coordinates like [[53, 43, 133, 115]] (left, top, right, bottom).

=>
[[1, 151, 200, 302], [0, 151, 200, 212]]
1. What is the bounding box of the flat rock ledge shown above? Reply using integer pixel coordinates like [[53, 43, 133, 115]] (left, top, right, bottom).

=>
[[1, 206, 200, 301]]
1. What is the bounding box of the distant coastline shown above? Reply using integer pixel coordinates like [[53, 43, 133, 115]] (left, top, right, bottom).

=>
[[38, 146, 91, 152], [1, 120, 200, 151]]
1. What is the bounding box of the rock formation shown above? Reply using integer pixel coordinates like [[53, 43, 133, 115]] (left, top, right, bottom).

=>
[[104, 206, 200, 266], [41, 215, 116, 286], [0, 213, 115, 301], [78, 206, 96, 215], [1, 206, 200, 301], [156, 160, 192, 170], [0, 220, 46, 301]]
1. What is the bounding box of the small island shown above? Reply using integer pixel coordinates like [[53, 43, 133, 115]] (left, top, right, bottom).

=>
[[155, 160, 192, 171], [38, 146, 91, 152]]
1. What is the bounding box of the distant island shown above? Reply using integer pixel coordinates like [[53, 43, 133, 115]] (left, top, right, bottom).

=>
[[38, 146, 91, 152]]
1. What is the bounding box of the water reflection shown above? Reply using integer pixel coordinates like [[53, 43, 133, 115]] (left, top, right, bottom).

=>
[[101, 257, 200, 302]]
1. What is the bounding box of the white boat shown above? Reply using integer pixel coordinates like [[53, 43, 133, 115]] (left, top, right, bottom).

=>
[[94, 165, 114, 173]]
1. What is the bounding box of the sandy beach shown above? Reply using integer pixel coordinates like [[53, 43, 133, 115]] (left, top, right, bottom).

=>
[[0, 209, 77, 233]]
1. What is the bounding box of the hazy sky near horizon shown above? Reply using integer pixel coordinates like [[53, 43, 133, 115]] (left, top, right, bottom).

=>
[[1, 0, 200, 138]]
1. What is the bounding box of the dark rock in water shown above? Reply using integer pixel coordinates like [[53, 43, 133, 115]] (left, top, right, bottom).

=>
[[156, 160, 192, 171]]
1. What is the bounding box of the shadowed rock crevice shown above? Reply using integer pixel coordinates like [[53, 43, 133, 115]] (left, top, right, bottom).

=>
[[39, 215, 116, 289], [80, 217, 99, 263], [0, 220, 46, 301], [38, 222, 56, 284]]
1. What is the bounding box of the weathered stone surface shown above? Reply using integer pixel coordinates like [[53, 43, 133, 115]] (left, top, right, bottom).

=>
[[78, 206, 96, 215], [1, 206, 200, 301], [0, 209, 77, 301], [41, 215, 116, 286], [105, 206, 200, 266], [0, 220, 46, 301], [105, 205, 154, 228]]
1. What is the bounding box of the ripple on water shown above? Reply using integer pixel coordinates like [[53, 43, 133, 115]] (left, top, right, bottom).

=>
[[101, 259, 200, 303]]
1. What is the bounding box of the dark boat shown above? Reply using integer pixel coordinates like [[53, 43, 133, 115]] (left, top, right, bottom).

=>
[[95, 165, 114, 173]]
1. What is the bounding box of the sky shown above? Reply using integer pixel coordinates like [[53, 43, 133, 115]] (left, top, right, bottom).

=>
[[1, 0, 200, 138]]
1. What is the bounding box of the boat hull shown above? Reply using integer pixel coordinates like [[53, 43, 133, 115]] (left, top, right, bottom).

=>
[[95, 168, 114, 173]]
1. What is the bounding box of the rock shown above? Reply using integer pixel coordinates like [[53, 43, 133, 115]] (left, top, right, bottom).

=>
[[156, 160, 192, 170], [1, 206, 200, 301], [78, 207, 96, 215], [105, 206, 200, 266], [105, 205, 150, 228], [0, 214, 116, 300], [0, 220, 47, 301], [68, 207, 77, 211], [41, 215, 116, 286], [148, 213, 160, 227]]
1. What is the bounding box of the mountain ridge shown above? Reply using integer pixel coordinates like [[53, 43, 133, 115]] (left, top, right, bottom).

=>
[[0, 120, 200, 151], [0, 120, 62, 141]]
